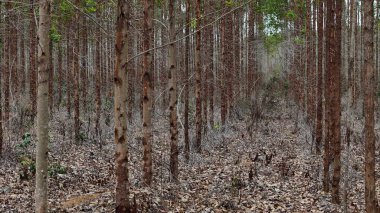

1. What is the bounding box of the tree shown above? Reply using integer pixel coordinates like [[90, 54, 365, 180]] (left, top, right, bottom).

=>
[[195, 0, 202, 153], [184, 0, 190, 161], [74, 0, 80, 142], [35, 0, 51, 211], [168, 0, 178, 182], [114, 0, 131, 211], [30, 0, 37, 117], [363, 0, 378, 212], [315, 0, 324, 156], [142, 0, 154, 186], [330, 0, 342, 204]]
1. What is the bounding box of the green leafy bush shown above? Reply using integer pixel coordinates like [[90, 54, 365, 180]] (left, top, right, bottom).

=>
[[48, 163, 67, 177]]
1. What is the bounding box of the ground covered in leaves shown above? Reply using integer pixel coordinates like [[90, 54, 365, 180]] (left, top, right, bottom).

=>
[[0, 100, 373, 212]]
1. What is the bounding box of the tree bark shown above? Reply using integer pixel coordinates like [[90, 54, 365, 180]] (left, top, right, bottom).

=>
[[331, 0, 342, 204], [142, 0, 154, 186], [35, 0, 51, 211], [73, 0, 81, 142], [114, 0, 131, 211], [316, 0, 324, 155], [184, 0, 190, 161], [30, 0, 37, 117], [195, 0, 202, 153], [363, 0, 379, 212], [168, 0, 178, 182]]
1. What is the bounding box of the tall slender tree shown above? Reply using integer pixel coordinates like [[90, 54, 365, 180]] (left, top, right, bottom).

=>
[[331, 0, 342, 204], [73, 0, 81, 141], [142, 0, 154, 186], [363, 0, 378, 211], [114, 0, 131, 211], [168, 0, 178, 182], [324, 0, 334, 194], [35, 0, 51, 211], [195, 0, 202, 153], [184, 0, 191, 161], [316, 0, 324, 155]]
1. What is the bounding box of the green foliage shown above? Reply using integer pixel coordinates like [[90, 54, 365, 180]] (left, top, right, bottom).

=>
[[225, 0, 235, 7], [48, 163, 67, 177], [293, 36, 304, 45], [59, 0, 74, 22], [20, 155, 36, 174], [190, 18, 197, 29], [264, 33, 283, 53], [376, 90, 380, 98], [79, 132, 87, 142], [50, 24, 62, 43], [83, 0, 97, 13], [255, 0, 289, 35], [213, 123, 221, 130], [17, 132, 32, 149], [16, 133, 35, 180], [285, 10, 296, 21], [284, 80, 290, 91], [155, 0, 164, 9], [231, 176, 245, 189]]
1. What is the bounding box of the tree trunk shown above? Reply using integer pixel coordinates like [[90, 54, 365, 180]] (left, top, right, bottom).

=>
[[168, 0, 178, 182], [363, 0, 379, 212], [73, 0, 80, 142], [114, 0, 131, 211], [142, 0, 154, 186], [316, 0, 324, 155], [331, 0, 342, 204], [324, 0, 333, 194], [35, 0, 51, 211], [30, 0, 37, 117], [184, 0, 190, 161], [195, 0, 202, 153]]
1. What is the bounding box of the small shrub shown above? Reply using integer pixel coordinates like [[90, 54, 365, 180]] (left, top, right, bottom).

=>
[[48, 163, 67, 177]]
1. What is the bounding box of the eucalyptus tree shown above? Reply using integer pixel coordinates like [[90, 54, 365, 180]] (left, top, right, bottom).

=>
[[168, 0, 178, 182], [142, 0, 154, 186], [35, 0, 52, 211], [195, 0, 202, 153], [330, 0, 342, 204], [363, 0, 378, 211], [114, 0, 131, 211], [184, 0, 190, 161]]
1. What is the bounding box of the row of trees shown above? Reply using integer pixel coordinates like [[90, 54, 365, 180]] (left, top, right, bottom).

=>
[[0, 0, 379, 212], [290, 0, 378, 212]]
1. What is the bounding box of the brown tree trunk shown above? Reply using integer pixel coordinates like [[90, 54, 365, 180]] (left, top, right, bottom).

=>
[[95, 7, 102, 140], [363, 0, 379, 212], [66, 29, 72, 118], [81, 17, 88, 112], [324, 0, 333, 194], [74, 0, 80, 142], [57, 44, 63, 108], [220, 14, 227, 126], [195, 0, 202, 153], [0, 3, 2, 154], [225, 7, 233, 119], [331, 0, 342, 204], [208, 0, 215, 128], [114, 0, 131, 211], [35, 0, 51, 211], [142, 0, 154, 186], [4, 2, 11, 122], [30, 0, 37, 117], [168, 0, 178, 182], [349, 0, 356, 106], [316, 0, 324, 155], [184, 0, 190, 161]]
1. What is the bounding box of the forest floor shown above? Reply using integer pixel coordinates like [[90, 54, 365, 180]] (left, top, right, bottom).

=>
[[0, 99, 372, 212]]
